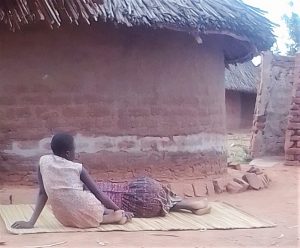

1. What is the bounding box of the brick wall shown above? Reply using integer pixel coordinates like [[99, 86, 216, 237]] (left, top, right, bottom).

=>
[[0, 24, 227, 186], [285, 53, 300, 166], [251, 52, 295, 157]]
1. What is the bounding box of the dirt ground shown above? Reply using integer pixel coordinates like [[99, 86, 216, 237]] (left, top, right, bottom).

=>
[[0, 159, 299, 248]]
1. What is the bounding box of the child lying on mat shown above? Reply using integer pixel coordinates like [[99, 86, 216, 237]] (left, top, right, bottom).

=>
[[98, 177, 211, 218], [12, 133, 210, 229]]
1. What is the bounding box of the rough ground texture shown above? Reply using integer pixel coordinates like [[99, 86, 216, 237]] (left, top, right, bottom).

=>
[[0, 160, 298, 248]]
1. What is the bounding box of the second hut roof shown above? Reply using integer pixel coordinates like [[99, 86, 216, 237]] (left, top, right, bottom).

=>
[[225, 62, 260, 93]]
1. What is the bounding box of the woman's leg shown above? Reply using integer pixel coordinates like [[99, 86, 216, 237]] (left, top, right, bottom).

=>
[[104, 208, 114, 215]]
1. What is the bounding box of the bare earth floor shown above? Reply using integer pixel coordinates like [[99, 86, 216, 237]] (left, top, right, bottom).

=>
[[0, 161, 299, 248]]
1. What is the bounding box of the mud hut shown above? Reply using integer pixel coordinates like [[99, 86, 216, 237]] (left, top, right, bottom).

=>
[[225, 62, 260, 130], [0, 0, 275, 191]]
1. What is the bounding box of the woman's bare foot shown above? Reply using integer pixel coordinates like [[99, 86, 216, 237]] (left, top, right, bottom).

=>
[[118, 215, 128, 225], [118, 211, 133, 224], [102, 210, 123, 224]]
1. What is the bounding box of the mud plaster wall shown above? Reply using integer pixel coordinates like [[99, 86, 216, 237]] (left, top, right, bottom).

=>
[[226, 90, 256, 130], [251, 52, 295, 157], [0, 24, 227, 186]]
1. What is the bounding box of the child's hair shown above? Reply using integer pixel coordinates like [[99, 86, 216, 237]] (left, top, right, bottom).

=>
[[51, 133, 74, 156]]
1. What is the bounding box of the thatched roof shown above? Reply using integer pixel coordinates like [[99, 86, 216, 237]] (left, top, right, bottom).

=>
[[225, 62, 260, 93], [0, 0, 276, 63]]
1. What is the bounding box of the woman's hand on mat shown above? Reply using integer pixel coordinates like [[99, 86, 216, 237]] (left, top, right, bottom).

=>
[[11, 221, 34, 229]]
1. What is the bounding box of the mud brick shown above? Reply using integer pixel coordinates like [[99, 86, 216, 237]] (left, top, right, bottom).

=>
[[295, 91, 300, 98], [226, 181, 244, 194], [233, 177, 249, 191], [227, 162, 241, 170], [213, 178, 228, 194], [285, 154, 295, 161], [242, 173, 264, 190], [295, 155, 300, 161], [286, 148, 300, 155], [293, 97, 300, 104], [247, 166, 263, 175], [170, 183, 184, 197], [287, 130, 296, 136], [193, 182, 207, 197], [183, 184, 195, 197], [285, 160, 300, 166], [297, 141, 300, 147], [170, 183, 194, 197], [284, 139, 295, 151], [206, 181, 215, 196], [290, 110, 300, 116], [264, 173, 271, 183], [258, 174, 270, 188], [291, 136, 300, 141], [291, 104, 300, 110], [287, 123, 300, 130], [289, 116, 300, 122]]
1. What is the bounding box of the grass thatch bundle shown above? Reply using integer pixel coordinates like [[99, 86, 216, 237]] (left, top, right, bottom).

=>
[[0, 0, 104, 30]]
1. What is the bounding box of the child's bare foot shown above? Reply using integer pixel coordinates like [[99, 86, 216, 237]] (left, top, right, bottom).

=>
[[192, 200, 208, 210], [192, 205, 211, 215], [183, 198, 209, 210]]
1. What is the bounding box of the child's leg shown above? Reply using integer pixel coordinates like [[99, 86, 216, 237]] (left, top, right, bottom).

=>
[[171, 198, 211, 215]]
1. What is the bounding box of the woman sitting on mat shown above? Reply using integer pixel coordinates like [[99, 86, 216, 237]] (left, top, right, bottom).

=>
[[12, 133, 210, 229], [12, 133, 133, 229]]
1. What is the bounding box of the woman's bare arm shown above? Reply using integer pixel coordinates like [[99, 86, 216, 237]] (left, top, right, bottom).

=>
[[80, 167, 120, 211], [11, 167, 48, 229]]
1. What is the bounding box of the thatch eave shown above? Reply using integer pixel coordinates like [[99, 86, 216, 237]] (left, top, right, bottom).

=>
[[0, 0, 276, 64]]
